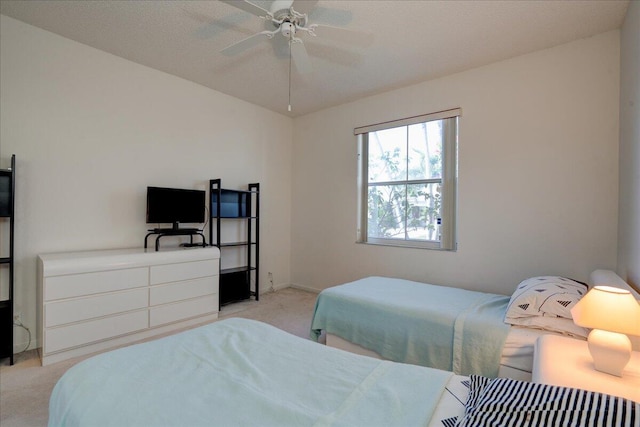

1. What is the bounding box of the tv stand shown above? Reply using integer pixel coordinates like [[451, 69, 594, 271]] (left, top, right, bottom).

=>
[[144, 228, 206, 251], [151, 227, 199, 234]]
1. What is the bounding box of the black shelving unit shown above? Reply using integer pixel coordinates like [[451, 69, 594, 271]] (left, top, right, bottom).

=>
[[0, 155, 15, 365], [209, 179, 259, 307]]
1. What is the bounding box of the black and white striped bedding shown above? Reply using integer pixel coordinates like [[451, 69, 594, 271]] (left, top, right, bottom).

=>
[[420, 371, 639, 427], [457, 375, 639, 427]]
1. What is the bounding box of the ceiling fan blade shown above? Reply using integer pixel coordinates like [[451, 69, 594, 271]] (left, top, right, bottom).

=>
[[291, 0, 319, 16], [219, 0, 271, 18], [221, 31, 273, 56], [290, 40, 312, 74], [304, 42, 364, 67], [183, 9, 251, 40], [308, 7, 353, 27], [310, 24, 373, 48]]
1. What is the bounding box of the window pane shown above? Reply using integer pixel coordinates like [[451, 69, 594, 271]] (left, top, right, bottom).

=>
[[408, 121, 442, 180], [406, 183, 441, 241], [368, 127, 407, 183], [367, 184, 406, 239]]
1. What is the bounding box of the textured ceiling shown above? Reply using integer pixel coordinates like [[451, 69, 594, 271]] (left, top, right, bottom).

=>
[[0, 0, 630, 117]]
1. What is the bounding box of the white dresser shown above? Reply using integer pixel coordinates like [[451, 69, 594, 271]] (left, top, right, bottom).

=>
[[38, 247, 220, 365]]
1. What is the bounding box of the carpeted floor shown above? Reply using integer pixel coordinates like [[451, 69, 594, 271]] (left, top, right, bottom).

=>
[[0, 287, 319, 427]]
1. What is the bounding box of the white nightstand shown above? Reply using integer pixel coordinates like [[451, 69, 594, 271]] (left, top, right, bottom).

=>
[[533, 334, 640, 401]]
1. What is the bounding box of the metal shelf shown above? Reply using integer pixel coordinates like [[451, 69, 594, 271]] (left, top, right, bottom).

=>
[[220, 241, 257, 247], [210, 179, 260, 307], [0, 155, 15, 365], [221, 266, 257, 275], [218, 216, 259, 219]]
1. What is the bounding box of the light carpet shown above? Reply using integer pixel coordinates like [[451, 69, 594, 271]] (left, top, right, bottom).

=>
[[0, 287, 319, 427]]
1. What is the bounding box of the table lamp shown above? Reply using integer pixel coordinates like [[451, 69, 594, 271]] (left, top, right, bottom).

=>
[[571, 286, 640, 377]]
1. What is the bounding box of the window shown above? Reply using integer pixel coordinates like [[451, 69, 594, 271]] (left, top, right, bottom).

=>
[[356, 109, 459, 250]]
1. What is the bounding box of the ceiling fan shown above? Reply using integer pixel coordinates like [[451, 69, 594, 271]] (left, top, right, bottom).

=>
[[219, 0, 370, 75]]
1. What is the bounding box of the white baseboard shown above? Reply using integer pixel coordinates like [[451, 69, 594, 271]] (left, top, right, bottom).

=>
[[288, 283, 321, 294], [261, 282, 290, 293], [261, 283, 320, 294], [273, 283, 291, 291], [13, 338, 38, 353]]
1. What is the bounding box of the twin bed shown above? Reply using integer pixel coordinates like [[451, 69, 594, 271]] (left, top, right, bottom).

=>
[[322, 311, 560, 380], [48, 270, 639, 426], [311, 270, 635, 381], [49, 318, 637, 427], [310, 276, 513, 378], [50, 318, 470, 426]]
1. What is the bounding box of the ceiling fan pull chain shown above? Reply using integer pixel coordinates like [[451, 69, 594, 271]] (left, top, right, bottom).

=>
[[288, 32, 292, 112]]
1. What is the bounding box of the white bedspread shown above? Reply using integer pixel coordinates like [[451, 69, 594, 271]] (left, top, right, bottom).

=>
[[49, 318, 455, 427]]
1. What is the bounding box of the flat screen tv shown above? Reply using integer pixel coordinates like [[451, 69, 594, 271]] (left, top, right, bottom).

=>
[[146, 186, 206, 230]]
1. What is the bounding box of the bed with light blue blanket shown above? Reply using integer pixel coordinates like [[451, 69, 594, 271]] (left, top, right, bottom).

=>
[[49, 318, 457, 427], [310, 276, 511, 377]]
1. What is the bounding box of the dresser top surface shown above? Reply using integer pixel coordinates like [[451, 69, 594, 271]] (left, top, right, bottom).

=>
[[39, 247, 220, 276]]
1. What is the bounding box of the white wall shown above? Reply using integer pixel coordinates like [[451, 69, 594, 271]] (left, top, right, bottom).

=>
[[0, 15, 293, 350], [617, 0, 640, 288], [291, 31, 620, 295]]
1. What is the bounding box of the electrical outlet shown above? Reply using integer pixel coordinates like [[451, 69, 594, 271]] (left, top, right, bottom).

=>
[[268, 272, 274, 292]]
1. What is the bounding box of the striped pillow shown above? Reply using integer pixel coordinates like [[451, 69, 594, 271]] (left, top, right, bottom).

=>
[[457, 376, 639, 427]]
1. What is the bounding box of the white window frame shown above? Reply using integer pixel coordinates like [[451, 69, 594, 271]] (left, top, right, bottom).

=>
[[355, 108, 459, 250]]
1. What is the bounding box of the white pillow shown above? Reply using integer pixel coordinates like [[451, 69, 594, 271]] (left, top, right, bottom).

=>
[[507, 313, 588, 338], [505, 276, 588, 320]]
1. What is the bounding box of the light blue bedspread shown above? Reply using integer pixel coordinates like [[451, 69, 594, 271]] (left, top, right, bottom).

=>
[[310, 277, 510, 377], [49, 318, 453, 427]]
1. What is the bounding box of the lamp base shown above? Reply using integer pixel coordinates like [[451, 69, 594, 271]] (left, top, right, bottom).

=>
[[587, 329, 632, 377]]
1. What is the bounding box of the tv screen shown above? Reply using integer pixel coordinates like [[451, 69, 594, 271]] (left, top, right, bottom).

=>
[[146, 187, 205, 227]]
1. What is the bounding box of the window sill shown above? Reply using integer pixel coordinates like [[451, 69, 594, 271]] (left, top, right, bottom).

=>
[[356, 240, 456, 251]]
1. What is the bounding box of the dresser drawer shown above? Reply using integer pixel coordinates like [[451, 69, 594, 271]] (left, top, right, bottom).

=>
[[149, 259, 218, 285], [45, 310, 149, 354], [45, 288, 148, 327], [149, 294, 218, 327], [149, 276, 216, 306], [44, 267, 149, 301]]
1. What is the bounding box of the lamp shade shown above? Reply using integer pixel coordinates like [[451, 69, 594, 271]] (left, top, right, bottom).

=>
[[571, 286, 640, 336]]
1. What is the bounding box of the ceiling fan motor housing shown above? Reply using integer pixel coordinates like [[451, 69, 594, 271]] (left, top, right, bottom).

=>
[[281, 21, 294, 37]]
